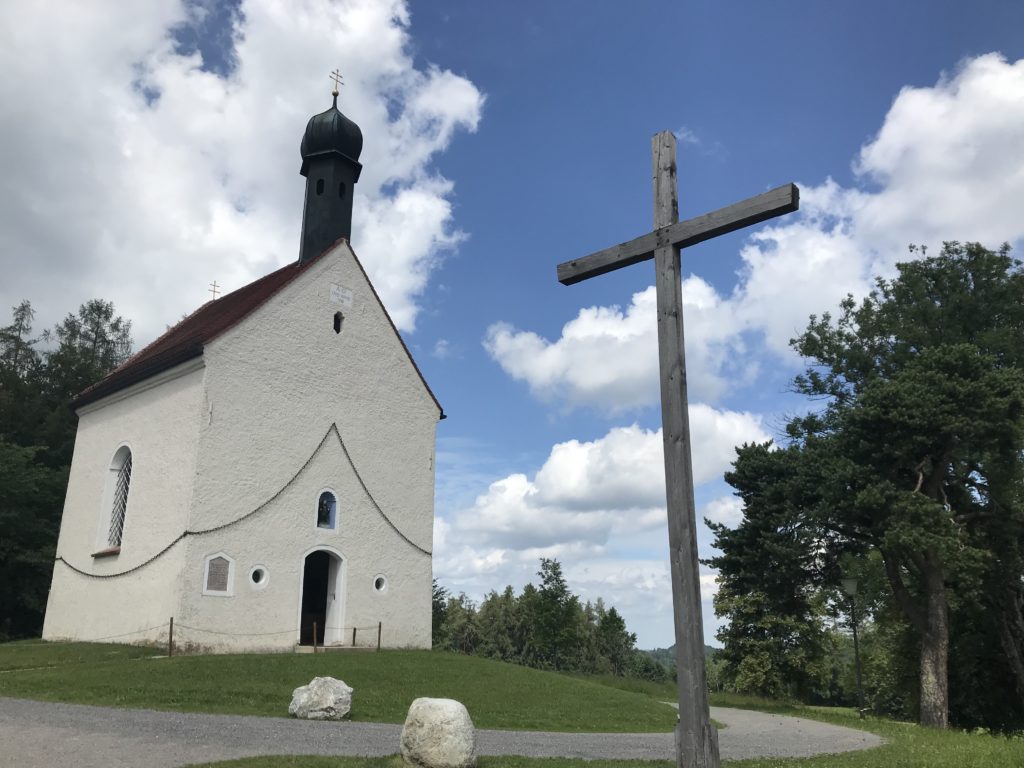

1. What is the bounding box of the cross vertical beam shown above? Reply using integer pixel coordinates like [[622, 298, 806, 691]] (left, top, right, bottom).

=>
[[556, 129, 798, 768], [652, 132, 720, 767]]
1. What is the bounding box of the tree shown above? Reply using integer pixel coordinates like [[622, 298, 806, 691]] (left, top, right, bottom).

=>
[[431, 579, 449, 643], [430, 559, 666, 681], [595, 604, 635, 676], [708, 442, 834, 700], [787, 242, 1024, 727], [0, 299, 134, 639], [534, 558, 580, 670], [437, 593, 481, 654], [40, 300, 133, 465], [0, 441, 67, 640], [0, 300, 38, 378], [477, 586, 524, 662], [0, 302, 44, 448]]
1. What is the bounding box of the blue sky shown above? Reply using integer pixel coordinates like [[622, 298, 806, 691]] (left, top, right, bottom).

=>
[[3, 1, 1024, 647]]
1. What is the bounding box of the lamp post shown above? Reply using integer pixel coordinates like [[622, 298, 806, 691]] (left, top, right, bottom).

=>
[[841, 577, 865, 717]]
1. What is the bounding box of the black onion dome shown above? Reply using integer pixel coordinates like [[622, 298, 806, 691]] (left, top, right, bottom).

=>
[[300, 95, 363, 175]]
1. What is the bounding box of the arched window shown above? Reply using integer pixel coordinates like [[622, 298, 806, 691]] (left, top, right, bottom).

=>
[[316, 491, 337, 530], [107, 447, 132, 547]]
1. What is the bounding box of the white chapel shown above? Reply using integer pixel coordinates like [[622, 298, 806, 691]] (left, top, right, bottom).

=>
[[42, 86, 443, 652]]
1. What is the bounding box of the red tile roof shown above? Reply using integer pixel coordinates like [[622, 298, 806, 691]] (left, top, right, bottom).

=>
[[75, 243, 444, 417]]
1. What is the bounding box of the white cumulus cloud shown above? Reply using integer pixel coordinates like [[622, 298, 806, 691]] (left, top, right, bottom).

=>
[[444, 406, 768, 553], [484, 277, 748, 413], [486, 53, 1024, 410], [0, 0, 484, 342], [434, 407, 763, 647], [703, 495, 744, 529]]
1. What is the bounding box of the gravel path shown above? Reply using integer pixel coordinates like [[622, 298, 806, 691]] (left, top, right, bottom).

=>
[[0, 697, 882, 767]]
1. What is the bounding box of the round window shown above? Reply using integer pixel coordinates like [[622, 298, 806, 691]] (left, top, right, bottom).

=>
[[373, 575, 387, 593], [249, 566, 269, 588]]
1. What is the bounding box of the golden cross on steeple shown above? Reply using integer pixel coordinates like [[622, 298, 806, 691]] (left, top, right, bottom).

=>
[[330, 69, 344, 97], [209, 280, 220, 300]]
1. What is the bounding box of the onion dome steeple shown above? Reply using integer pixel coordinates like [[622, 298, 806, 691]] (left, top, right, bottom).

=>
[[298, 71, 363, 263]]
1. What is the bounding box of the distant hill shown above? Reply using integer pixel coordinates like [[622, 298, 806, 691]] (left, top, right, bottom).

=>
[[641, 644, 720, 669]]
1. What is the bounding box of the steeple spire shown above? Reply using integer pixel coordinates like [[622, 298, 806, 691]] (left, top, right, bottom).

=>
[[297, 71, 363, 263]]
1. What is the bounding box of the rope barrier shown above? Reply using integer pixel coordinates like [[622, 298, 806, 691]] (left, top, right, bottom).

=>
[[55, 422, 430, 580], [173, 623, 381, 638], [173, 624, 296, 638], [4, 621, 384, 649]]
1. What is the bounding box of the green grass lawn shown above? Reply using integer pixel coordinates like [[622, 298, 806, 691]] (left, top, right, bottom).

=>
[[0, 642, 675, 732], [183, 716, 1024, 768], [184, 760, 672, 768], [712, 693, 1024, 768], [182, 715, 1023, 768], [3, 642, 1021, 765], [573, 673, 676, 701], [0, 639, 157, 671]]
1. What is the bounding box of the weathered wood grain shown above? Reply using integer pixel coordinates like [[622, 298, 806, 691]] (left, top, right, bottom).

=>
[[650, 131, 721, 768], [556, 183, 798, 285], [556, 132, 799, 767]]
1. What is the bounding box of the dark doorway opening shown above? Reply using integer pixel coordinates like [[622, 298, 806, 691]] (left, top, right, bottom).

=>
[[300, 550, 331, 645]]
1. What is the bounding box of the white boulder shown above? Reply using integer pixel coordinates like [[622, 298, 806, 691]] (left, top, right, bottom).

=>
[[400, 697, 477, 768], [288, 676, 353, 720]]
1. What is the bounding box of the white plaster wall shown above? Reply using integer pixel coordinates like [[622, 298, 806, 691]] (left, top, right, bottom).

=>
[[42, 362, 205, 643], [175, 433, 431, 652], [177, 243, 439, 651]]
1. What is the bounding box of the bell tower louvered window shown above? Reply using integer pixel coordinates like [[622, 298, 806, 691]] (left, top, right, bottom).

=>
[[107, 447, 132, 547]]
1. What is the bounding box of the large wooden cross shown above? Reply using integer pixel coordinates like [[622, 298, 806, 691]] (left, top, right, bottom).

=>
[[557, 132, 799, 768]]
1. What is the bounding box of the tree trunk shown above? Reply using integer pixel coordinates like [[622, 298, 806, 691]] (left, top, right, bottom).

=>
[[918, 559, 949, 729], [881, 548, 950, 728], [999, 587, 1024, 707]]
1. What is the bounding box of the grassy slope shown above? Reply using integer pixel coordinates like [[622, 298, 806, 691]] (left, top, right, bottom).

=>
[[711, 693, 1023, 768], [0, 640, 156, 671], [185, 760, 674, 768], [183, 714, 1024, 768], [185, 760, 670, 768], [729, 704, 1024, 768], [4, 642, 1021, 765], [0, 643, 676, 732], [567, 686, 1023, 766]]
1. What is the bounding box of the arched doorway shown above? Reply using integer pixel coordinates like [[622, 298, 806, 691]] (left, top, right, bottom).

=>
[[298, 548, 344, 646]]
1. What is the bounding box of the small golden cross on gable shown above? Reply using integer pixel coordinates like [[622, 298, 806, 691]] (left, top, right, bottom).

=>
[[330, 69, 344, 97], [209, 280, 220, 300]]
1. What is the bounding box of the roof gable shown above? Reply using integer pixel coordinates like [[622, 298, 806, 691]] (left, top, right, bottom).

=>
[[75, 241, 443, 417]]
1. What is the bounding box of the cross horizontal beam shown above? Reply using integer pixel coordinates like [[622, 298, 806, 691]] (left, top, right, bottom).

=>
[[556, 182, 799, 286]]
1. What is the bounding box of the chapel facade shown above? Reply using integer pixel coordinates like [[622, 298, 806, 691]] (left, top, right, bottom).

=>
[[41, 88, 442, 652]]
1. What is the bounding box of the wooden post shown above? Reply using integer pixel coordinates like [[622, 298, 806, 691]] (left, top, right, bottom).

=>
[[554, 131, 797, 768], [352, 626, 357, 647], [651, 131, 720, 768], [850, 597, 865, 716], [377, 621, 382, 651], [313, 622, 318, 654], [168, 617, 174, 658]]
